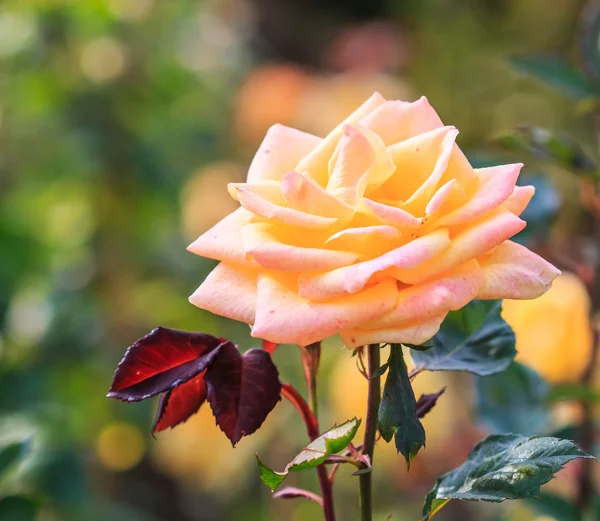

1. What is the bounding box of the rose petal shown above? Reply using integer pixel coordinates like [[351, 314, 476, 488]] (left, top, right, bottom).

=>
[[440, 163, 523, 226], [281, 170, 354, 219], [476, 241, 561, 299], [425, 179, 467, 217], [361, 198, 422, 228], [187, 207, 256, 265], [189, 263, 258, 325], [231, 185, 338, 229], [368, 126, 457, 207], [391, 209, 526, 285], [296, 92, 387, 186], [298, 229, 451, 301], [242, 222, 359, 271], [228, 180, 284, 205], [365, 260, 485, 328], [339, 315, 446, 349], [248, 124, 321, 183], [251, 273, 398, 346], [325, 225, 403, 259], [503, 185, 535, 216], [359, 96, 444, 146]]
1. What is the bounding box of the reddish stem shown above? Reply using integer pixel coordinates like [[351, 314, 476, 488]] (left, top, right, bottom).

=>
[[281, 383, 319, 441]]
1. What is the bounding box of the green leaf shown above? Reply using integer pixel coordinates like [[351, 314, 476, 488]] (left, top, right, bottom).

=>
[[256, 418, 361, 491], [371, 362, 389, 379], [421, 434, 593, 520], [401, 343, 432, 352], [0, 439, 32, 479], [495, 127, 598, 179], [550, 384, 600, 404], [0, 496, 41, 521], [526, 492, 582, 521], [511, 56, 598, 99], [411, 301, 516, 376], [378, 345, 425, 467], [476, 362, 550, 436]]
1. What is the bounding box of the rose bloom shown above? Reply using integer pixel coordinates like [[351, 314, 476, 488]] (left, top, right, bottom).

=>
[[188, 93, 560, 348]]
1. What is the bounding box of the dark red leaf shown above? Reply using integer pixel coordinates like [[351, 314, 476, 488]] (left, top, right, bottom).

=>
[[416, 388, 446, 419], [153, 372, 208, 434], [107, 327, 224, 401], [205, 346, 282, 446], [272, 487, 323, 506]]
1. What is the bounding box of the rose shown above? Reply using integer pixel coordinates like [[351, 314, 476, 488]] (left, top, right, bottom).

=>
[[502, 272, 592, 383], [188, 93, 560, 348]]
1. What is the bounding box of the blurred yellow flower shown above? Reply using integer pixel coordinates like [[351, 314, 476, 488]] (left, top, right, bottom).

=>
[[152, 403, 271, 492], [181, 162, 245, 240], [79, 37, 127, 84], [502, 272, 592, 383], [96, 422, 145, 472]]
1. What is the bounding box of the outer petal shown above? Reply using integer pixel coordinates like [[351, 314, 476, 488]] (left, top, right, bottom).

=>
[[296, 92, 387, 186], [339, 315, 446, 349], [231, 185, 337, 229], [440, 163, 522, 225], [228, 180, 284, 205], [187, 207, 256, 266], [298, 229, 451, 301], [359, 96, 444, 146], [242, 222, 359, 271], [503, 185, 535, 216], [189, 263, 258, 325], [247, 124, 321, 183], [391, 209, 526, 285], [476, 241, 561, 299], [281, 170, 354, 220], [365, 260, 485, 328], [251, 273, 398, 346]]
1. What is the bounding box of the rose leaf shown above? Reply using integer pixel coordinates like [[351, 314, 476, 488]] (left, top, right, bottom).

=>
[[421, 434, 593, 520], [411, 300, 516, 376]]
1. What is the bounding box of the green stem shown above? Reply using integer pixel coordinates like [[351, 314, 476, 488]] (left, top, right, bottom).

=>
[[359, 344, 381, 521]]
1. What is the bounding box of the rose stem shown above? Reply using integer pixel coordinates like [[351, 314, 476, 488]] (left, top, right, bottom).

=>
[[300, 342, 336, 521], [359, 344, 381, 521]]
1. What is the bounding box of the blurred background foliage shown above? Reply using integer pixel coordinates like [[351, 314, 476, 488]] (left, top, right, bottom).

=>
[[1, 0, 600, 520]]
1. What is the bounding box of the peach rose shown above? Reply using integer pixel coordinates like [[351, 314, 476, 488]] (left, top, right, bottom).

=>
[[188, 93, 560, 348]]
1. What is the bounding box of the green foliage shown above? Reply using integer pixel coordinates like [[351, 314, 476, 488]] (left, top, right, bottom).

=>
[[0, 439, 31, 480], [511, 56, 598, 99], [0, 496, 41, 521], [526, 492, 582, 521], [496, 127, 598, 179], [421, 434, 592, 520], [476, 362, 550, 435], [411, 301, 516, 376], [257, 418, 361, 491], [378, 345, 425, 467], [514, 174, 561, 245]]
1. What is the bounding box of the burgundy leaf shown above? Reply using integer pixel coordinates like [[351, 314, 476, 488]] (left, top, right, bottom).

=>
[[416, 388, 446, 419], [153, 372, 208, 434], [107, 327, 224, 401], [273, 487, 323, 506], [205, 346, 282, 446]]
